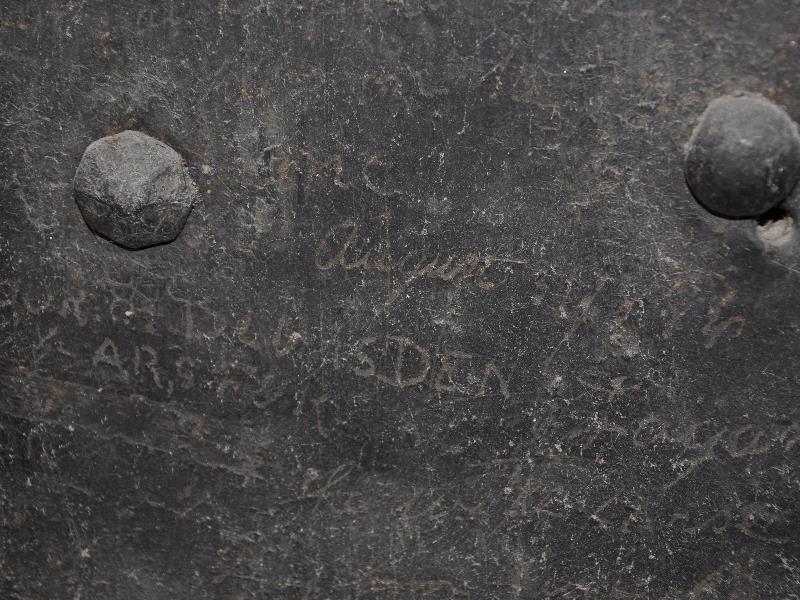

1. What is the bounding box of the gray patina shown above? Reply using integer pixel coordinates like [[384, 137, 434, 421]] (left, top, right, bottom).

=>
[[2, 2, 800, 599]]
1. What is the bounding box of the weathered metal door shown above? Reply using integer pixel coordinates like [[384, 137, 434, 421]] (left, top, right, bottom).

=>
[[2, 1, 800, 598]]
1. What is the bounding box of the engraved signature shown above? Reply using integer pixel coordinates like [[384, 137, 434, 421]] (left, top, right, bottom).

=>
[[315, 218, 526, 294]]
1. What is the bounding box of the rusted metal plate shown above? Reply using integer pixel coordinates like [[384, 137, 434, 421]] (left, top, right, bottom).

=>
[[2, 1, 800, 598]]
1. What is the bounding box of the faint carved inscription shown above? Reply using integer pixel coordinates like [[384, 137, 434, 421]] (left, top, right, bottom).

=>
[[347, 335, 510, 398], [315, 217, 526, 293]]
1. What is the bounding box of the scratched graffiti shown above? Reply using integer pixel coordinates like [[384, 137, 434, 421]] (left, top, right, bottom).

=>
[[3, 0, 800, 597], [315, 217, 527, 294]]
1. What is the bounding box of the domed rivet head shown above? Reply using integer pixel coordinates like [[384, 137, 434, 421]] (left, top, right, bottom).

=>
[[685, 93, 800, 218], [73, 130, 197, 249]]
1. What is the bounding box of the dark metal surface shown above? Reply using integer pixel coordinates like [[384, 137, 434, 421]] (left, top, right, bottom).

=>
[[2, 1, 800, 598]]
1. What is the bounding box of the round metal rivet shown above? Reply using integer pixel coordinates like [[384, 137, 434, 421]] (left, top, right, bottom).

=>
[[685, 93, 800, 218], [73, 130, 197, 249]]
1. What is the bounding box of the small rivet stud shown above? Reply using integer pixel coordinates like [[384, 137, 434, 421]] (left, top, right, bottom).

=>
[[73, 130, 197, 249], [685, 92, 800, 218]]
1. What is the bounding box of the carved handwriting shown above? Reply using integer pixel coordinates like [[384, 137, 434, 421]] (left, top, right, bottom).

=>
[[347, 335, 510, 398], [315, 219, 526, 293]]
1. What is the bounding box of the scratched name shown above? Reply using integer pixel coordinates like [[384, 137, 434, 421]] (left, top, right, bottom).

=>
[[315, 219, 526, 292]]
